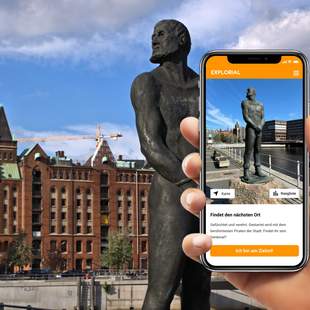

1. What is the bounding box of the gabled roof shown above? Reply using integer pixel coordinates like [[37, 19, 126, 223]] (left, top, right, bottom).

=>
[[0, 106, 13, 141], [19, 144, 49, 160]]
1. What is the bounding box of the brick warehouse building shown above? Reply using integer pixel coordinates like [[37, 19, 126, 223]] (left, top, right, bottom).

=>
[[0, 106, 153, 272]]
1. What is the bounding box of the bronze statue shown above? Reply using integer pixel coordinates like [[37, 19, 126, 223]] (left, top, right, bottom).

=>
[[131, 20, 211, 310], [242, 87, 269, 183]]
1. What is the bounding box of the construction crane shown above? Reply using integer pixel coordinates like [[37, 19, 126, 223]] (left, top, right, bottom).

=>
[[16, 125, 122, 146]]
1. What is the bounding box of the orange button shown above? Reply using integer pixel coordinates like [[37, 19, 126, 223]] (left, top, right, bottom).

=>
[[210, 245, 299, 257]]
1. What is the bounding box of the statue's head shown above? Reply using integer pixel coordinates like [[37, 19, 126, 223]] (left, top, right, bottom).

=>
[[150, 19, 191, 64], [246, 87, 256, 100]]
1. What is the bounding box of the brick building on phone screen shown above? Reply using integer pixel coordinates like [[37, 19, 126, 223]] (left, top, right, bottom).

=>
[[0, 106, 152, 272]]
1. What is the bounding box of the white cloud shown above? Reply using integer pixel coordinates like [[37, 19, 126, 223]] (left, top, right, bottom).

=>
[[0, 1, 309, 65], [232, 10, 310, 58], [0, 0, 161, 37], [206, 101, 239, 129], [15, 122, 143, 163]]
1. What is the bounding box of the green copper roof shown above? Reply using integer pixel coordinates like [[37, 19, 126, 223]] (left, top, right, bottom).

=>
[[0, 163, 21, 180]]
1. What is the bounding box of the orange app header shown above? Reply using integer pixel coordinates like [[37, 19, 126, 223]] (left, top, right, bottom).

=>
[[206, 56, 303, 79]]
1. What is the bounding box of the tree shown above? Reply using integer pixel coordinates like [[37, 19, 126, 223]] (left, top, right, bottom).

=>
[[46, 247, 66, 272], [101, 231, 132, 272], [7, 232, 32, 271]]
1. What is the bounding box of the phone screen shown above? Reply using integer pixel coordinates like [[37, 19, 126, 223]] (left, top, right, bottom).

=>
[[201, 53, 308, 270]]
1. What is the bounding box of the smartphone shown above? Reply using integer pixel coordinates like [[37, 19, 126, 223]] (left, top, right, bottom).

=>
[[199, 50, 309, 271]]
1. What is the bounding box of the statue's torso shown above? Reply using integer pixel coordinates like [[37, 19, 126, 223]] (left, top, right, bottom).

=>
[[243, 100, 263, 127], [152, 68, 199, 160]]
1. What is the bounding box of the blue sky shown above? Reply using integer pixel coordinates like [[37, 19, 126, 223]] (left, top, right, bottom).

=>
[[0, 0, 309, 161], [206, 79, 303, 129]]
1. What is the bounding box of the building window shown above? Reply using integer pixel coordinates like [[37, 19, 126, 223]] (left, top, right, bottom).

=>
[[87, 213, 92, 221], [127, 200, 131, 208], [50, 240, 57, 250], [61, 199, 66, 207], [76, 212, 81, 220], [87, 226, 92, 234], [3, 204, 7, 213], [76, 188, 80, 195], [61, 225, 66, 233], [141, 226, 146, 234], [141, 201, 146, 209], [141, 240, 147, 253], [13, 211, 16, 220], [140, 190, 145, 197], [50, 198, 56, 207], [13, 225, 16, 233], [141, 214, 146, 221], [50, 225, 55, 233], [86, 259, 92, 270], [13, 197, 17, 206], [50, 187, 56, 194], [86, 240, 92, 253], [76, 199, 81, 207], [61, 187, 66, 194], [128, 214, 132, 221], [117, 201, 122, 208], [61, 212, 66, 220], [60, 240, 67, 253], [86, 188, 91, 195], [86, 199, 91, 207], [100, 173, 108, 185], [3, 189, 7, 199], [76, 225, 81, 234], [118, 214, 122, 221], [51, 212, 56, 220], [76, 240, 82, 252]]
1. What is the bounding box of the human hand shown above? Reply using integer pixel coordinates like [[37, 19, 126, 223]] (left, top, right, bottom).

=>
[[179, 116, 310, 310]]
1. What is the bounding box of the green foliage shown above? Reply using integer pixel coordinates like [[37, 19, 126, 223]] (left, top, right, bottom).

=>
[[46, 247, 66, 272], [101, 231, 132, 271], [7, 232, 32, 271]]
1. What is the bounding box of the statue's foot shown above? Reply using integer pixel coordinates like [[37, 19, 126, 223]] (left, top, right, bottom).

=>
[[255, 166, 266, 178]]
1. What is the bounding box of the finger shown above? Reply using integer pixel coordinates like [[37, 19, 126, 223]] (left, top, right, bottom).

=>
[[182, 233, 212, 262], [180, 188, 206, 217], [306, 116, 310, 150], [182, 152, 201, 182], [180, 117, 199, 148]]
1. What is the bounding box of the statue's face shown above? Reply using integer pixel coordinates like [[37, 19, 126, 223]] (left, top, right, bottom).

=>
[[247, 94, 256, 100], [150, 22, 180, 63]]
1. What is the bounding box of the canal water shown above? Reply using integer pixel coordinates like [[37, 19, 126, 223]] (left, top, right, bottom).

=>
[[238, 147, 304, 179]]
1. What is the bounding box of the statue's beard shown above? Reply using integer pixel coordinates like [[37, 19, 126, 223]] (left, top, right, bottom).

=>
[[150, 46, 179, 64], [150, 50, 168, 64]]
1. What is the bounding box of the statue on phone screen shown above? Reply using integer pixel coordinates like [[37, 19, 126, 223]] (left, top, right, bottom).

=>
[[131, 19, 211, 310], [241, 87, 270, 184]]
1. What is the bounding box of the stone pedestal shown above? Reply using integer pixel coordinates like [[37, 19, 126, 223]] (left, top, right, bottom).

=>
[[229, 177, 285, 204]]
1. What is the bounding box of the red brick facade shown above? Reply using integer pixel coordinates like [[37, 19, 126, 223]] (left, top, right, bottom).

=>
[[0, 107, 152, 272]]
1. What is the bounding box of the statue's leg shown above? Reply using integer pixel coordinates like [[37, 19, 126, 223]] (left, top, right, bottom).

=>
[[244, 127, 255, 169], [254, 131, 262, 167], [182, 248, 211, 309], [142, 173, 198, 310]]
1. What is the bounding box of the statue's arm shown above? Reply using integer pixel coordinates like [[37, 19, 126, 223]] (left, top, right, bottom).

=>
[[241, 101, 258, 130], [131, 73, 188, 184]]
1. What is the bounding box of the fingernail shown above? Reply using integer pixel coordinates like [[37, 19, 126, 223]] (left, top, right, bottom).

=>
[[186, 192, 194, 205], [192, 235, 210, 249], [182, 155, 190, 172]]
